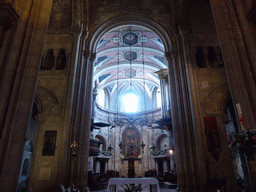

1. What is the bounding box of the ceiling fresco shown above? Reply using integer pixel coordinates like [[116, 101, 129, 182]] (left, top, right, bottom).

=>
[[94, 25, 167, 111]]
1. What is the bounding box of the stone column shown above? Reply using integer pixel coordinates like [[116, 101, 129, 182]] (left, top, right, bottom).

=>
[[69, 46, 88, 188], [166, 44, 198, 191], [210, 0, 256, 129], [95, 161, 100, 173], [89, 157, 94, 171], [166, 51, 185, 191], [180, 28, 204, 191], [0, 0, 53, 191], [61, 28, 84, 188], [163, 159, 168, 172], [0, 3, 19, 50], [105, 161, 108, 173], [155, 69, 169, 118], [78, 51, 96, 192], [210, 2, 256, 189], [0, 3, 19, 128]]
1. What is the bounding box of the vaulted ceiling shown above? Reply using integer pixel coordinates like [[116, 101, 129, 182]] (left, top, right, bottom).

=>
[[94, 25, 167, 112]]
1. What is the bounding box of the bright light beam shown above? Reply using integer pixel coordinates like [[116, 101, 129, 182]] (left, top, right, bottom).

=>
[[123, 94, 138, 112]]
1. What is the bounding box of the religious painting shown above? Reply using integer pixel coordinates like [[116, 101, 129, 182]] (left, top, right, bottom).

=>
[[122, 126, 140, 158], [123, 32, 138, 46], [42, 131, 57, 156], [124, 51, 137, 62], [204, 116, 221, 161]]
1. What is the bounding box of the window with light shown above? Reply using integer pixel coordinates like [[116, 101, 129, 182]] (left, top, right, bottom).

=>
[[156, 88, 161, 108], [123, 94, 138, 113], [98, 89, 105, 108]]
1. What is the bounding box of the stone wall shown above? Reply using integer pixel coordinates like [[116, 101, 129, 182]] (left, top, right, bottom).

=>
[[29, 32, 75, 191]]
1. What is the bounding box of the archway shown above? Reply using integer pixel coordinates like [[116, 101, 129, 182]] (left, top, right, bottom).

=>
[[88, 15, 172, 53], [87, 16, 174, 182]]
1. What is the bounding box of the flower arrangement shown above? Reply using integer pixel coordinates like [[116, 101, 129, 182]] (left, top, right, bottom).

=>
[[228, 129, 256, 160], [228, 129, 256, 149], [61, 184, 80, 192], [120, 184, 147, 192]]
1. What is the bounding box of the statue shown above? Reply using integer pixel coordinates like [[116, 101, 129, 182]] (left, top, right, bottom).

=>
[[42, 49, 55, 70]]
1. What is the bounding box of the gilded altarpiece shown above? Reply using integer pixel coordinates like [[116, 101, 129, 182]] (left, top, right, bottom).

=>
[[122, 126, 140, 158]]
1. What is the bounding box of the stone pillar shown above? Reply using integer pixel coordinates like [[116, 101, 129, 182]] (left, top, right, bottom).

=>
[[78, 51, 96, 192], [0, 3, 19, 50], [160, 79, 166, 116], [170, 156, 174, 171], [166, 51, 185, 190], [105, 161, 108, 173], [210, 1, 256, 189], [166, 45, 198, 191], [0, 3, 19, 124], [210, 0, 256, 129], [0, 0, 53, 191], [163, 159, 168, 172], [89, 157, 94, 171], [65, 29, 86, 188], [0, 27, 16, 84], [95, 161, 100, 173], [155, 69, 169, 118], [155, 160, 159, 175]]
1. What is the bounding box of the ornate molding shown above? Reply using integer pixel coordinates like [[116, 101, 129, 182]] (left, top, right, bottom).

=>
[[0, 3, 19, 30], [154, 68, 168, 81], [83, 51, 90, 59]]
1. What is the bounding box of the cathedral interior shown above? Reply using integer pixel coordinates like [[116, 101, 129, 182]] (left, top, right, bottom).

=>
[[0, 0, 256, 192]]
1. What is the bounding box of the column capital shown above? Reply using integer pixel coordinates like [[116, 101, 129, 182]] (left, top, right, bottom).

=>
[[83, 51, 96, 62], [165, 49, 178, 61], [165, 52, 172, 62], [83, 51, 90, 59], [155, 69, 168, 81], [89, 52, 96, 62]]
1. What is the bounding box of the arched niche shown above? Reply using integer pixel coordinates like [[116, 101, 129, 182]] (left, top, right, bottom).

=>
[[95, 135, 107, 151], [203, 84, 230, 114], [156, 134, 169, 151], [35, 86, 59, 116]]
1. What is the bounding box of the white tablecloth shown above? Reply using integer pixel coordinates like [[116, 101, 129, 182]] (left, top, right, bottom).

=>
[[107, 177, 160, 192]]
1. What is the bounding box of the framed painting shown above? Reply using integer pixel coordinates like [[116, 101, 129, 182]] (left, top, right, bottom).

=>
[[42, 131, 57, 156]]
